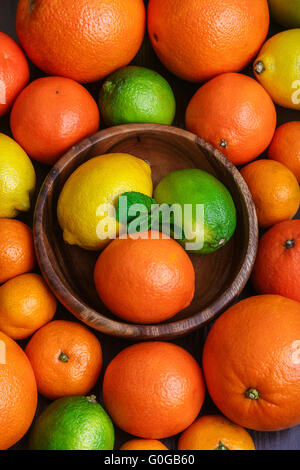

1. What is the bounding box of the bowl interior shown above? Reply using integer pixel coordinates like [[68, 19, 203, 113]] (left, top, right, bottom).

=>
[[35, 125, 256, 338]]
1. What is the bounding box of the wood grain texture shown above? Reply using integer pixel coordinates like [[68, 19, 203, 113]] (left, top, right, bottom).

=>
[[0, 0, 299, 451], [34, 124, 258, 339]]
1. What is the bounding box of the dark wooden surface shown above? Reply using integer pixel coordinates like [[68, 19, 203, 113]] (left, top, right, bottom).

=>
[[1, 0, 299, 450], [34, 124, 258, 340]]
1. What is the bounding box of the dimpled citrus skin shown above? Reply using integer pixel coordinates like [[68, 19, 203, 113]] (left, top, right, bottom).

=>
[[0, 331, 37, 450], [186, 73, 277, 166], [0, 219, 35, 284], [0, 133, 36, 218], [10, 77, 100, 165], [25, 320, 103, 400], [0, 32, 29, 117], [178, 415, 255, 450], [120, 439, 168, 450], [254, 29, 300, 110], [268, 121, 300, 182], [0, 273, 57, 340], [103, 342, 205, 439], [252, 220, 300, 303], [16, 0, 145, 83], [148, 0, 269, 82], [240, 160, 300, 228], [57, 153, 153, 251], [94, 232, 195, 324], [203, 295, 300, 431]]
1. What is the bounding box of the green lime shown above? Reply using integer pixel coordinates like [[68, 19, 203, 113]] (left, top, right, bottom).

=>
[[29, 395, 115, 450], [268, 0, 300, 28], [99, 66, 176, 126], [154, 169, 237, 254]]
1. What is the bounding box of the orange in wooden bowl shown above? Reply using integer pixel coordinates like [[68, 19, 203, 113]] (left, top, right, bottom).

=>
[[34, 124, 258, 339], [94, 231, 195, 324]]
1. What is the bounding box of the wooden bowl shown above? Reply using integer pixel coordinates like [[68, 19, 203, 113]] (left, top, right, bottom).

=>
[[34, 124, 258, 340]]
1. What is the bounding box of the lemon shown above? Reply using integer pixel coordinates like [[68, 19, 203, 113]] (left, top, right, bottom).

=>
[[0, 133, 36, 218], [57, 153, 153, 250], [268, 0, 300, 28], [254, 29, 300, 110]]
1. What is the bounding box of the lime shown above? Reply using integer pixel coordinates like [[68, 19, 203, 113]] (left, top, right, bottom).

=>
[[154, 169, 236, 254], [268, 0, 300, 28], [57, 153, 153, 250], [0, 133, 36, 218], [254, 29, 300, 110], [99, 66, 176, 126], [29, 395, 115, 450]]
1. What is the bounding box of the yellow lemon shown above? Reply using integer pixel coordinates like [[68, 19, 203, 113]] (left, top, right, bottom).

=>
[[254, 29, 300, 110], [0, 133, 36, 218], [57, 153, 153, 250]]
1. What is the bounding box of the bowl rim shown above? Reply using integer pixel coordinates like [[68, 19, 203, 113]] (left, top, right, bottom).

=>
[[34, 123, 258, 340]]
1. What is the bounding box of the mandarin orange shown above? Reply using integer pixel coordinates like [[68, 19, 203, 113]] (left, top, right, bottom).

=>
[[178, 415, 255, 450], [268, 121, 300, 182], [103, 342, 205, 438], [186, 73, 276, 165], [0, 218, 35, 284], [25, 320, 102, 400], [10, 76, 100, 164], [0, 273, 57, 339], [240, 160, 300, 227], [252, 220, 300, 302]]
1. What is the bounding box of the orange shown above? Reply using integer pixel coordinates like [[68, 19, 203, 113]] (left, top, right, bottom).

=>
[[148, 0, 269, 82], [203, 295, 300, 431], [0, 331, 37, 449], [240, 159, 300, 228], [103, 341, 205, 439], [94, 231, 195, 324], [0, 32, 29, 117], [186, 73, 277, 166], [178, 415, 255, 450], [252, 220, 300, 303], [120, 440, 168, 451], [0, 273, 57, 340], [16, 0, 145, 83], [25, 320, 102, 400], [10, 76, 100, 165], [0, 218, 35, 284], [268, 122, 300, 182]]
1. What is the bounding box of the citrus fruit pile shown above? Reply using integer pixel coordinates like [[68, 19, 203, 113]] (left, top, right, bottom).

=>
[[0, 0, 299, 452], [58, 158, 237, 323]]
